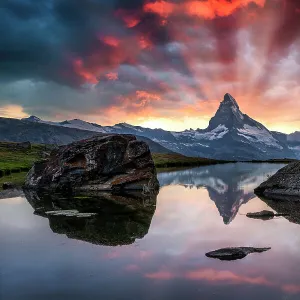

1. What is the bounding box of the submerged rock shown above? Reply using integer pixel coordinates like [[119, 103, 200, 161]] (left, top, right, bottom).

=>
[[24, 134, 159, 193], [246, 210, 288, 220], [0, 189, 23, 200], [254, 162, 300, 200], [2, 182, 16, 190], [205, 247, 271, 261], [23, 189, 157, 246], [246, 210, 275, 220]]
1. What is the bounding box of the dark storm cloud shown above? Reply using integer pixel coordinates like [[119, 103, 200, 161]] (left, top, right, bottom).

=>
[[0, 0, 177, 87]]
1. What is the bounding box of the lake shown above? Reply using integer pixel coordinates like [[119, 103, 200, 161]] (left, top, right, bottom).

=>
[[1, 163, 300, 300]]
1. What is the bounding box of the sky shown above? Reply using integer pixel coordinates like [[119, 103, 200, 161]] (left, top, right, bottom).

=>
[[0, 0, 300, 133]]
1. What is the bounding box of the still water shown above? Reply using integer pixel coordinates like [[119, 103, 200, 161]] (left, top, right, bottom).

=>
[[1, 163, 300, 300]]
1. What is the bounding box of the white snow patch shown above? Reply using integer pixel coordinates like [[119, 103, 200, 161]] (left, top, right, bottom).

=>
[[194, 124, 229, 141], [237, 124, 283, 149], [62, 119, 105, 133]]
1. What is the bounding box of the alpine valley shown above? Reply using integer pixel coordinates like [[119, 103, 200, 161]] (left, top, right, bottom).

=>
[[1, 93, 299, 161]]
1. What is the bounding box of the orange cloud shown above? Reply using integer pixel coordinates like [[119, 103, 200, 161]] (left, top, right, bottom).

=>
[[144, 1, 176, 18], [143, 0, 266, 20], [0, 104, 28, 119]]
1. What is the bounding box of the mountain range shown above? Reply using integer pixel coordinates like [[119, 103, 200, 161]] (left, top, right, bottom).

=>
[[0, 93, 299, 160]]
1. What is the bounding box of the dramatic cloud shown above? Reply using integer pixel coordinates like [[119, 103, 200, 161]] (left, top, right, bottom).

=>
[[0, 0, 300, 132]]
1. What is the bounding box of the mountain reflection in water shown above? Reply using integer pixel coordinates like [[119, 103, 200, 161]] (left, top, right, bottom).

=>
[[158, 163, 286, 224]]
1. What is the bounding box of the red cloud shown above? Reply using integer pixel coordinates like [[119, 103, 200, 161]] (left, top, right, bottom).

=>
[[102, 36, 121, 47], [145, 270, 176, 280], [106, 72, 118, 81], [185, 268, 272, 286], [144, 267, 300, 295]]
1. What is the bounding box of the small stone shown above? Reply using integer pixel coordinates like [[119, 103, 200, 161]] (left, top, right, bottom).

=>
[[246, 210, 275, 220], [206, 247, 271, 261]]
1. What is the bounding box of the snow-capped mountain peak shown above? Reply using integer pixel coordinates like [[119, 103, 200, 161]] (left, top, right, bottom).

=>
[[223, 93, 240, 109], [208, 93, 245, 130], [22, 115, 42, 122]]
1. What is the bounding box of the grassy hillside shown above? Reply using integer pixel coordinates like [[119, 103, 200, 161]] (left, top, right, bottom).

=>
[[152, 153, 224, 168], [0, 142, 45, 176]]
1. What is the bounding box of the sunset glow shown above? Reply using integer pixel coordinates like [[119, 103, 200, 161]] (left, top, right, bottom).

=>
[[1, 0, 300, 133]]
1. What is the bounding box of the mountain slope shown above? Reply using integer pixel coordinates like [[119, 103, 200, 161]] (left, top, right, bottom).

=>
[[0, 117, 174, 155], [12, 93, 298, 160]]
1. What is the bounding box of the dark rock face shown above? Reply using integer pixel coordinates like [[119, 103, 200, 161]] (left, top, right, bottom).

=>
[[24, 189, 157, 246], [255, 162, 300, 200], [24, 134, 159, 193], [206, 247, 271, 261]]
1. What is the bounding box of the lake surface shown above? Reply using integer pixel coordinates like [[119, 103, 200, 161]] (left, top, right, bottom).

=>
[[1, 163, 300, 300]]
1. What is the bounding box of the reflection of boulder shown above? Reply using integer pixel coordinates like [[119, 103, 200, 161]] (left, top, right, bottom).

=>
[[257, 196, 300, 226], [158, 163, 285, 224], [24, 190, 157, 246], [0, 189, 23, 200], [25, 134, 159, 193]]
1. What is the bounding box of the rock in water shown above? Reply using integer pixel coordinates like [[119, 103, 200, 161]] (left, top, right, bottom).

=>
[[254, 162, 300, 200], [246, 210, 275, 220], [24, 134, 159, 192], [206, 247, 271, 261]]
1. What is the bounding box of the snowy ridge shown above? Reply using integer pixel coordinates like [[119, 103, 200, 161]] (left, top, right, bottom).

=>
[[237, 124, 283, 149], [60, 119, 106, 133]]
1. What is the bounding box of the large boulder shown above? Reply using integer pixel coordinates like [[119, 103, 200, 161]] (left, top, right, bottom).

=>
[[24, 134, 159, 192], [254, 162, 300, 200]]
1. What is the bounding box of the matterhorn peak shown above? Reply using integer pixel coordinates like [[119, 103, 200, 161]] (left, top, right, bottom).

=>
[[222, 93, 239, 109]]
